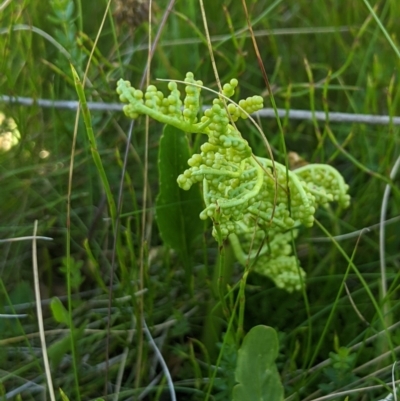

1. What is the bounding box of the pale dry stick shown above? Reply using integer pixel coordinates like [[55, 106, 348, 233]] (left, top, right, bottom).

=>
[[149, 326, 168, 379], [305, 332, 398, 399], [303, 356, 399, 401], [289, 321, 400, 387], [344, 281, 370, 327], [32, 220, 56, 401], [0, 0, 12, 12], [0, 236, 53, 243], [324, 360, 400, 401], [3, 94, 400, 125], [256, 108, 400, 125], [352, 345, 400, 375], [298, 380, 400, 401], [310, 215, 400, 242], [0, 313, 27, 318], [315, 362, 395, 401], [379, 155, 400, 306], [391, 361, 397, 401], [296, 380, 400, 401], [303, 350, 400, 401], [352, 321, 400, 351], [142, 317, 176, 401]]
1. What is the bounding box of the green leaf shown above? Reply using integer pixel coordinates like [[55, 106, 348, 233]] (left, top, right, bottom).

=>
[[233, 325, 284, 401], [59, 388, 70, 401], [50, 297, 69, 324], [156, 124, 203, 270], [48, 325, 84, 370]]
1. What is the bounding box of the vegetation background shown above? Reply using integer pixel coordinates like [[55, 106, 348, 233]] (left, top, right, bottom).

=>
[[0, 0, 399, 400]]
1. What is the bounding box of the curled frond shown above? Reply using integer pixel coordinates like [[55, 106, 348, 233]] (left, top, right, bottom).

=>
[[117, 72, 351, 292]]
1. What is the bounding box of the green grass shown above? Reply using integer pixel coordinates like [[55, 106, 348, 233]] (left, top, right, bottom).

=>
[[0, 0, 400, 400]]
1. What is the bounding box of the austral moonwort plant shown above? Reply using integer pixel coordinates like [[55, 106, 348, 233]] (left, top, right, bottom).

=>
[[116, 73, 350, 292]]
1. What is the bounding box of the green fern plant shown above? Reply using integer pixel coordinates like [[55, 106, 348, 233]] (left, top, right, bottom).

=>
[[116, 73, 350, 292]]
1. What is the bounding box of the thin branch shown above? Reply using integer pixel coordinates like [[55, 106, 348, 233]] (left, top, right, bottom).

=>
[[379, 155, 400, 302], [309, 214, 400, 242], [0, 313, 27, 318], [307, 379, 400, 401], [32, 221, 56, 401], [256, 108, 400, 125], [0, 0, 12, 12], [0, 235, 53, 243], [142, 318, 176, 401], [2, 94, 400, 125]]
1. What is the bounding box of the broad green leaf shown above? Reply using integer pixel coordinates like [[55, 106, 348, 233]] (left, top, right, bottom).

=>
[[233, 325, 284, 401], [50, 297, 69, 324], [156, 124, 204, 268]]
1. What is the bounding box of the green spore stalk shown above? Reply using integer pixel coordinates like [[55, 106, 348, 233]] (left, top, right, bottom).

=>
[[117, 72, 350, 292]]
